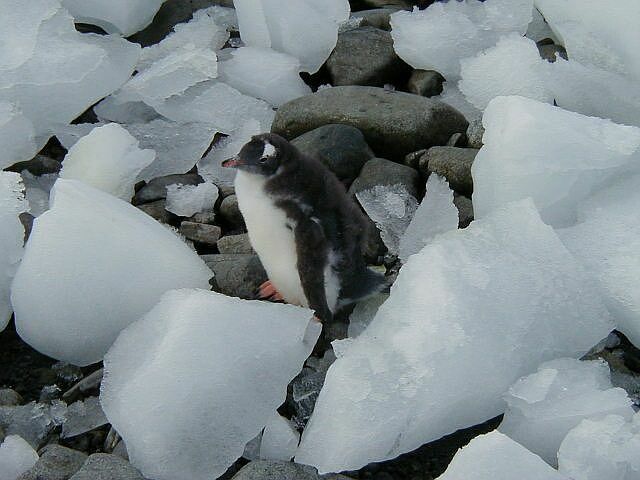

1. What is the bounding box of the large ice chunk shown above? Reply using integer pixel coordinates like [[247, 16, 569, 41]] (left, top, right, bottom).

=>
[[295, 199, 613, 473], [0, 102, 37, 170], [60, 124, 155, 200], [459, 35, 553, 111], [165, 182, 219, 217], [390, 0, 534, 80], [457, 35, 640, 126], [398, 175, 458, 263], [558, 175, 640, 347], [137, 6, 234, 71], [438, 431, 569, 480], [356, 184, 418, 257], [557, 412, 640, 480], [498, 358, 634, 465], [57, 120, 218, 182], [535, 0, 640, 80], [472, 96, 640, 227], [0, 435, 39, 480], [20, 171, 56, 218], [155, 82, 275, 134], [11, 179, 213, 366], [259, 413, 300, 462], [101, 289, 320, 480], [197, 119, 263, 187], [218, 47, 311, 107], [114, 47, 218, 107], [0, 1, 139, 153], [0, 172, 27, 331], [234, 0, 350, 73], [61, 0, 167, 36]]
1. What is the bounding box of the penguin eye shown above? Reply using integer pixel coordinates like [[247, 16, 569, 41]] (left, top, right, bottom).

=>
[[259, 156, 269, 164]]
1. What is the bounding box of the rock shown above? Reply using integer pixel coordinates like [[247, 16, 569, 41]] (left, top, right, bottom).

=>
[[420, 147, 478, 196], [453, 194, 474, 228], [447, 132, 467, 147], [219, 194, 244, 227], [272, 86, 468, 160], [403, 149, 427, 169], [179, 222, 221, 247], [0, 389, 22, 407], [189, 211, 217, 225], [537, 42, 568, 63], [69, 454, 144, 480], [133, 173, 203, 205], [218, 184, 235, 198], [291, 124, 375, 184], [358, 0, 413, 8], [350, 8, 401, 31], [217, 233, 254, 254], [466, 118, 484, 148], [349, 158, 420, 199], [136, 200, 175, 225], [326, 27, 410, 87], [231, 460, 352, 480], [407, 69, 444, 97], [19, 212, 34, 243], [128, 0, 235, 47], [202, 254, 267, 300], [18, 445, 87, 480], [8, 155, 62, 176]]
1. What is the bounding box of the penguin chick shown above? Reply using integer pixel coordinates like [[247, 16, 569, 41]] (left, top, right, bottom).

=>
[[222, 133, 386, 322]]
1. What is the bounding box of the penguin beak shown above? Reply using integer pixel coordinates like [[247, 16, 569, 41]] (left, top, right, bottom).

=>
[[222, 156, 242, 168]]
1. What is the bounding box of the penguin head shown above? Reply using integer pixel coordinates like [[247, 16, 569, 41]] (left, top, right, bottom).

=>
[[222, 133, 288, 176]]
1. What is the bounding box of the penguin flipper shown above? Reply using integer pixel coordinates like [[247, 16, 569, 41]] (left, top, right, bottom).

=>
[[275, 199, 333, 322]]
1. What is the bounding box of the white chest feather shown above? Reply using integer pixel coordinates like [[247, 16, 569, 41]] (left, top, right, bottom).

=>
[[234, 171, 308, 307], [234, 171, 341, 312]]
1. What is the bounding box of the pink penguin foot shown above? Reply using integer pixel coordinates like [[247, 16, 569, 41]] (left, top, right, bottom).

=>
[[257, 280, 285, 302]]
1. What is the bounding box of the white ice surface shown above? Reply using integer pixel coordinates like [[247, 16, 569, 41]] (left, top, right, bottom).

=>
[[11, 179, 213, 366], [0, 435, 39, 480], [259, 413, 299, 462], [165, 182, 219, 217], [558, 175, 640, 347], [558, 412, 640, 480], [438, 431, 569, 480], [60, 123, 155, 200], [472, 96, 640, 227], [399, 175, 458, 263], [101, 289, 320, 480], [391, 0, 533, 80], [295, 199, 612, 473], [0, 172, 27, 331], [234, 0, 350, 73], [499, 358, 634, 465]]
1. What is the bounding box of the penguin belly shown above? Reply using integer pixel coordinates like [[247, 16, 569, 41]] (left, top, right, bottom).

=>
[[234, 171, 308, 307]]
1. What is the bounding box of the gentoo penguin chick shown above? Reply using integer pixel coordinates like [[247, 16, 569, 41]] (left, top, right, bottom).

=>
[[222, 133, 385, 322]]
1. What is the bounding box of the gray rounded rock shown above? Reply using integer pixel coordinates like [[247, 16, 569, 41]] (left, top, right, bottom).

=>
[[18, 445, 87, 480], [202, 254, 267, 300], [453, 194, 474, 229], [407, 69, 444, 97], [179, 222, 221, 247], [0, 389, 22, 407], [272, 86, 468, 160], [466, 118, 484, 149], [69, 454, 144, 480], [8, 155, 62, 176], [326, 26, 410, 87], [219, 194, 244, 227], [291, 124, 375, 184], [136, 199, 175, 225], [349, 157, 421, 199], [420, 147, 478, 196], [217, 233, 254, 254], [231, 460, 352, 480]]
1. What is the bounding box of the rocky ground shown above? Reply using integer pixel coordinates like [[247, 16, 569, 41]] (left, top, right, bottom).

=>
[[2, 0, 639, 479]]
